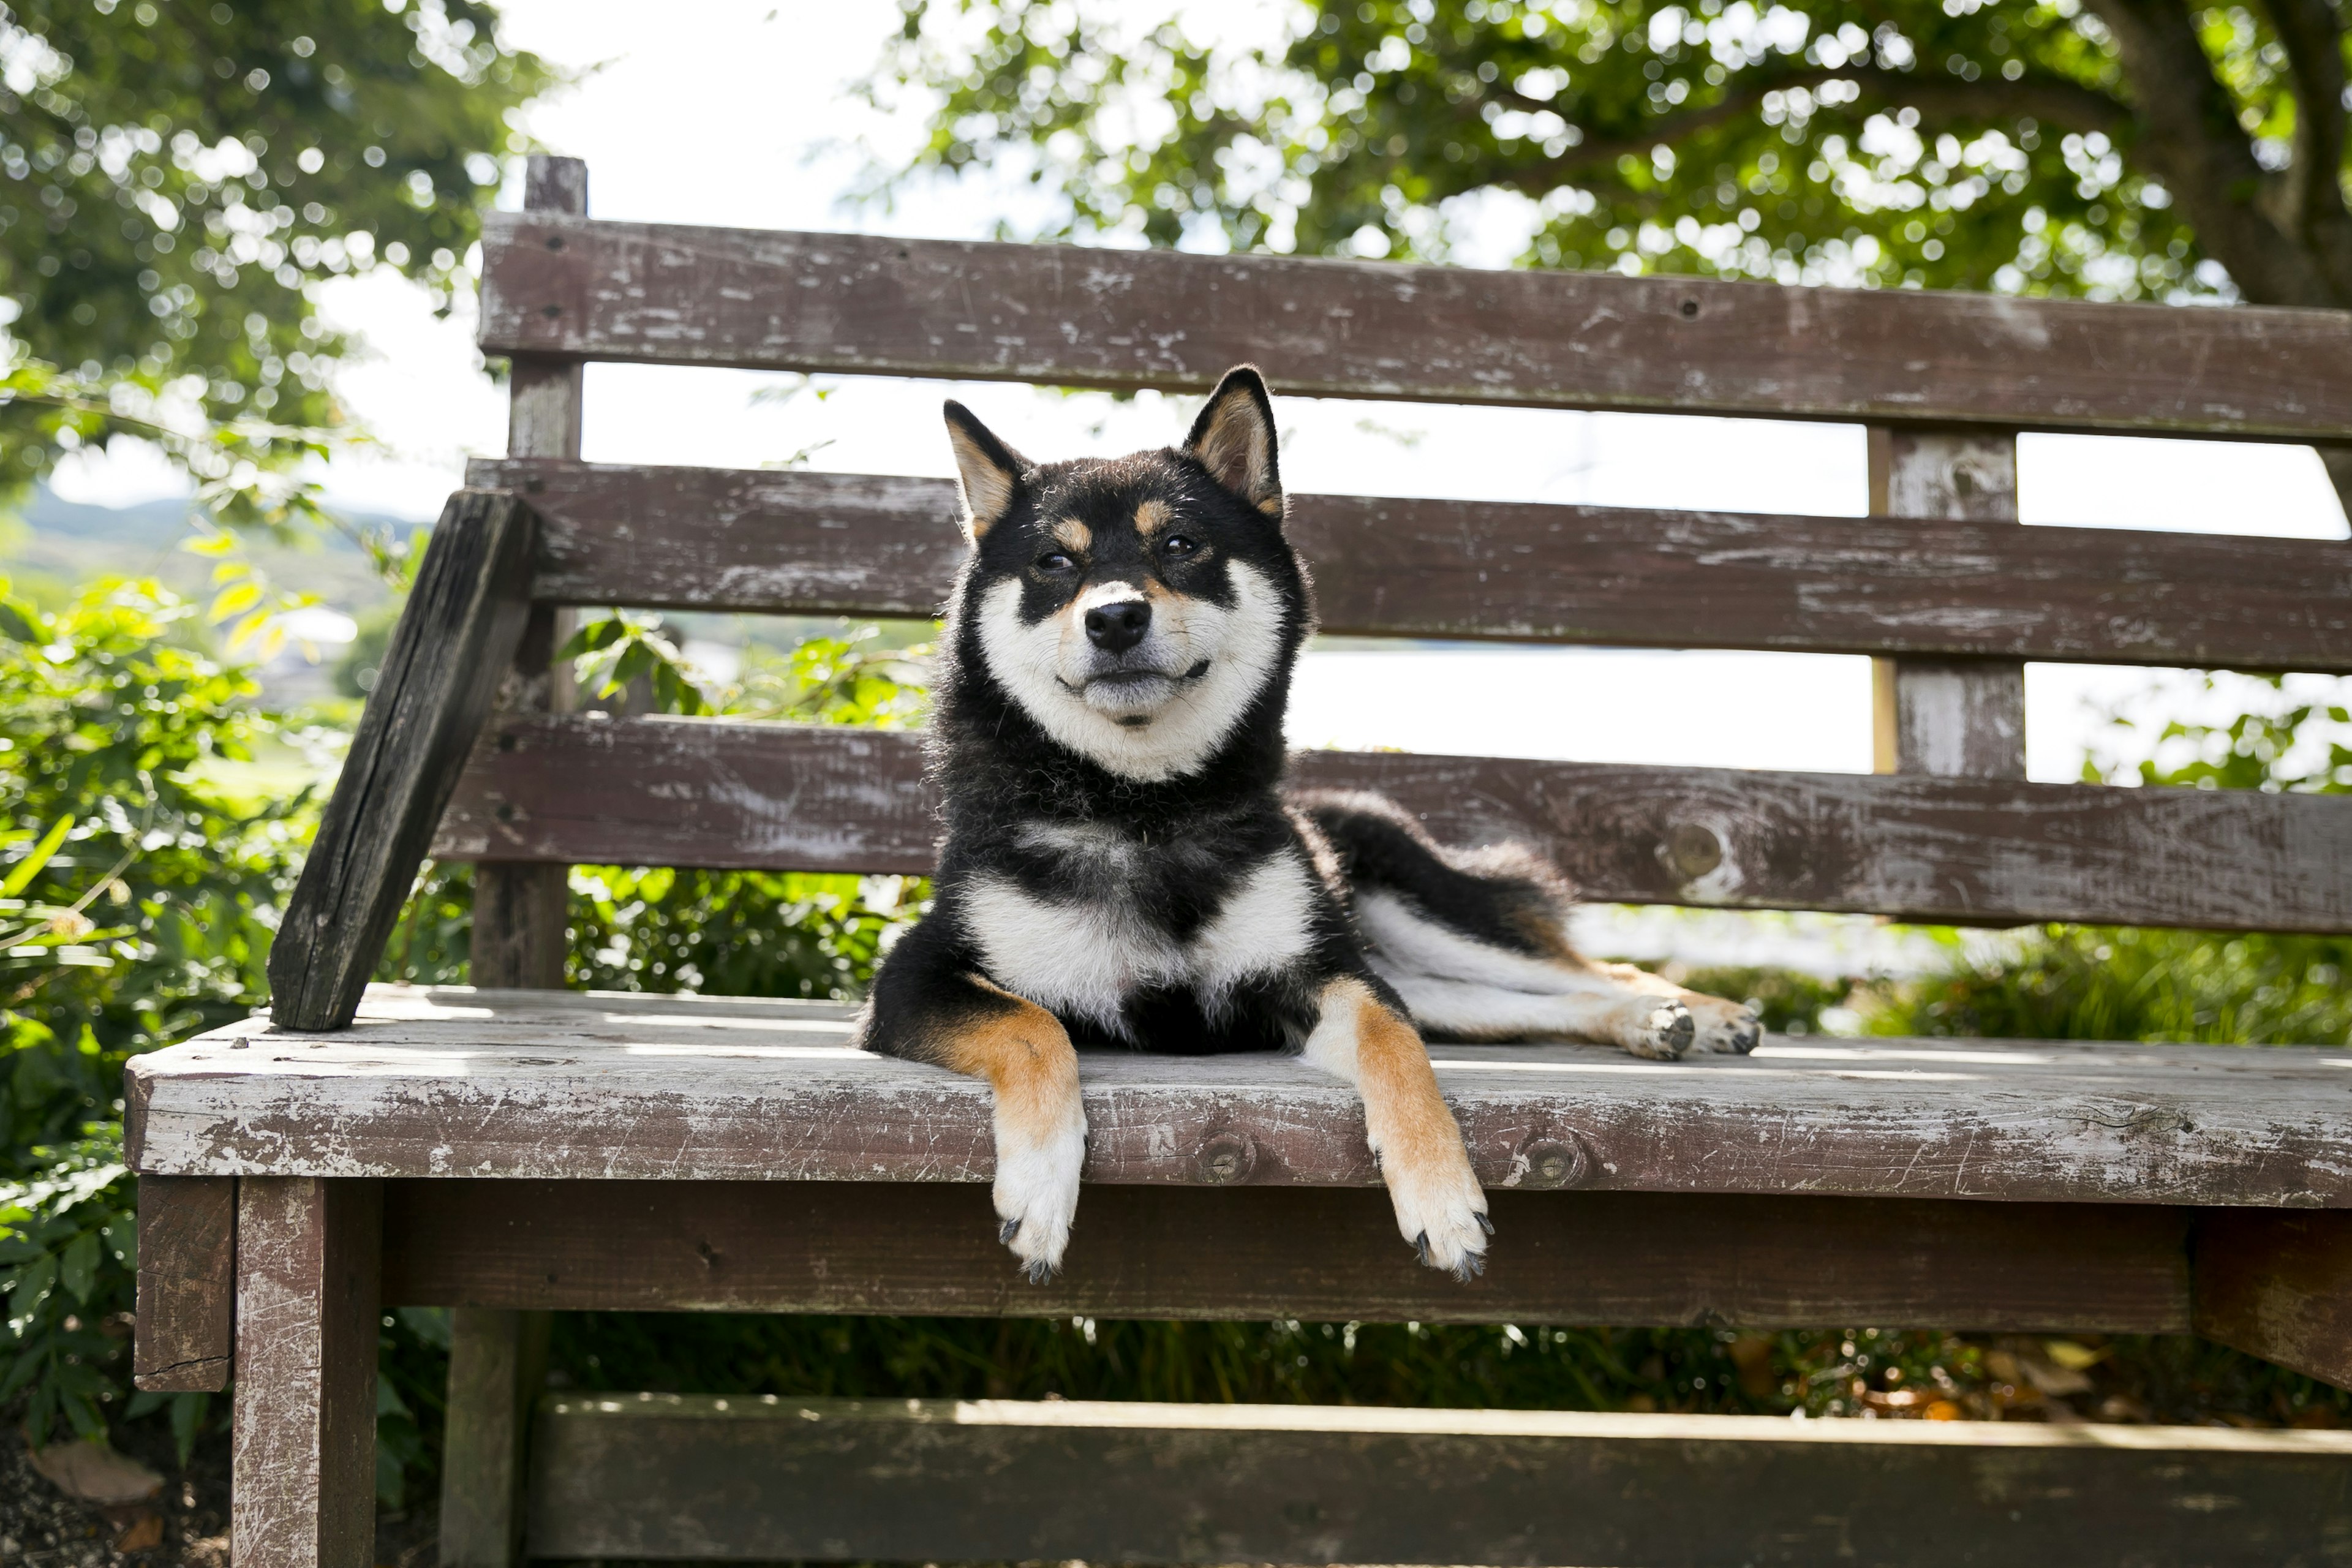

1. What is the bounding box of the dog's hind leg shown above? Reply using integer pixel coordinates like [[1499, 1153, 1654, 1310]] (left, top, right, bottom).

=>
[[1298, 790, 1760, 1056], [1301, 975, 1491, 1278], [858, 922, 1085, 1280]]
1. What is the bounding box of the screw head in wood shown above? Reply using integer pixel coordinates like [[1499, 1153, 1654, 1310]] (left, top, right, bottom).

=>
[[1513, 1134, 1590, 1189], [1663, 821, 1722, 880]]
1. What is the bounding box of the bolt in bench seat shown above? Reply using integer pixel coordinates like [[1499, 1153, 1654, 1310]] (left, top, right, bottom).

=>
[[129, 154, 2352, 1567]]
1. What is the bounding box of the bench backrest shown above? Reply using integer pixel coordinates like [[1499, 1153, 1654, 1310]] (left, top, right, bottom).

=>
[[265, 156, 2352, 1031]]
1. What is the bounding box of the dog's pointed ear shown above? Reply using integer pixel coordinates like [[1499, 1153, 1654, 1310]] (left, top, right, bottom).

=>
[[1183, 365, 1283, 519], [943, 401, 1028, 541]]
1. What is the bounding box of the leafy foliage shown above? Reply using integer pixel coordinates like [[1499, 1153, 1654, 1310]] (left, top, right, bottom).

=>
[[0, 1123, 210, 1456], [547, 1311, 2350, 1427], [1871, 675, 2352, 1045], [0, 0, 554, 489], [872, 0, 2352, 311], [0, 575, 312, 1172]]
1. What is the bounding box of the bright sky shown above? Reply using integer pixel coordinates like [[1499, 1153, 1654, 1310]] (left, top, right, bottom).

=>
[[49, 0, 2352, 786]]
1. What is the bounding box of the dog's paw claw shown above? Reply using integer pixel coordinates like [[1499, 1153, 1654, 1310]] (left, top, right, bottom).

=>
[[1023, 1257, 1057, 1285], [1474, 1210, 1496, 1236], [992, 1104, 1086, 1278], [1414, 1231, 1433, 1267]]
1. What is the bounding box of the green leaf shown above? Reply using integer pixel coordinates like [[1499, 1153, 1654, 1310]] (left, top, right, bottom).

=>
[[171, 1391, 210, 1466], [1, 816, 75, 899], [10, 1250, 56, 1313], [59, 1229, 99, 1303]]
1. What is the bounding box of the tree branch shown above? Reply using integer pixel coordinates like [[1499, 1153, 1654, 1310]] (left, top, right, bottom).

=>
[[2081, 0, 2343, 307], [1494, 66, 2127, 196], [2255, 0, 2352, 297]]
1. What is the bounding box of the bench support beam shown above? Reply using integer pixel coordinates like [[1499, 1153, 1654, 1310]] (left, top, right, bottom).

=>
[[1871, 427, 2026, 780], [380, 1180, 2194, 1332], [523, 1392, 2352, 1567], [133, 1174, 235, 1392], [2195, 1208, 2352, 1389]]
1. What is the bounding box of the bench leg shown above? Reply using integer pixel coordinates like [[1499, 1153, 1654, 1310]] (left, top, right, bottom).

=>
[[439, 1308, 551, 1568], [233, 1177, 383, 1568], [2195, 1208, 2352, 1390]]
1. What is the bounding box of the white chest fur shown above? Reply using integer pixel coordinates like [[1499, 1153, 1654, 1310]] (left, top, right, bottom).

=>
[[961, 850, 1319, 1035]]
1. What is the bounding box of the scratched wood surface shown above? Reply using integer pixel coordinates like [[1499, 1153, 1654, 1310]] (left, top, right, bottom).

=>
[[430, 715, 2352, 933], [520, 1394, 2352, 1566], [375, 1178, 2193, 1330], [124, 986, 2352, 1208], [476, 215, 2352, 440], [472, 458, 2352, 670]]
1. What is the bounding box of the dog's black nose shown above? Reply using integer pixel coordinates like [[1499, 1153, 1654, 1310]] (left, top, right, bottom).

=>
[[1084, 599, 1152, 654]]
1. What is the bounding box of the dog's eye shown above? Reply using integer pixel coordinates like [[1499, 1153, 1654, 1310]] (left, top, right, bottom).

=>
[[1035, 551, 1076, 573], [1161, 534, 1199, 558]]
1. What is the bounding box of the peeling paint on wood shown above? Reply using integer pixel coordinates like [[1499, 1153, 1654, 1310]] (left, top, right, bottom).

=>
[[477, 215, 2352, 441], [125, 987, 2352, 1208], [429, 716, 2352, 933], [472, 458, 2352, 671]]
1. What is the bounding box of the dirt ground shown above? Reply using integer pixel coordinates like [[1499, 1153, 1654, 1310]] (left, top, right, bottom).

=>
[[0, 1416, 435, 1568]]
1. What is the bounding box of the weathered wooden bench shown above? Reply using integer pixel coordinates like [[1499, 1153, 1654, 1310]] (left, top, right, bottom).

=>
[[126, 154, 2352, 1567]]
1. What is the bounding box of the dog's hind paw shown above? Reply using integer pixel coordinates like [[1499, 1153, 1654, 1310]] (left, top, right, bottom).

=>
[[1687, 995, 1763, 1055], [1618, 1000, 1695, 1060], [992, 1099, 1087, 1281]]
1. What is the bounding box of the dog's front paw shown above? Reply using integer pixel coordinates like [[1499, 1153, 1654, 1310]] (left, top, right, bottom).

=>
[[1686, 994, 1763, 1054], [1616, 998, 1695, 1060], [992, 1102, 1087, 1281], [1384, 1141, 1491, 1282]]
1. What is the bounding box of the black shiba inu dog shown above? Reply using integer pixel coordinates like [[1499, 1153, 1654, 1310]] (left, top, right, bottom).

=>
[[857, 367, 1761, 1282]]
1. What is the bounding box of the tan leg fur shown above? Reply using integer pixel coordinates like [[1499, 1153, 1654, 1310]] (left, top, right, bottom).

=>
[[932, 974, 1087, 1281], [1302, 977, 1491, 1276]]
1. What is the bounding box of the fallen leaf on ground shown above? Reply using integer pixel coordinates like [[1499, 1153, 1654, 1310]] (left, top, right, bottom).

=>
[[28, 1438, 164, 1504], [114, 1510, 165, 1551]]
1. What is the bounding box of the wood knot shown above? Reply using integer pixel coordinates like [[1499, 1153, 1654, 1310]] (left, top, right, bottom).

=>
[[1678, 297, 1701, 319], [1512, 1134, 1591, 1190], [545, 235, 566, 252], [540, 303, 562, 319], [1194, 1131, 1259, 1185]]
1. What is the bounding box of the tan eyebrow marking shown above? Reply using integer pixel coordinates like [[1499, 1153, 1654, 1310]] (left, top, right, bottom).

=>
[[1134, 499, 1172, 537], [1050, 518, 1092, 552]]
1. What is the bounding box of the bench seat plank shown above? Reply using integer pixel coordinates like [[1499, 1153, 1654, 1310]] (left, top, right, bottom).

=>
[[475, 458, 2352, 672], [125, 986, 2352, 1208], [432, 715, 2352, 934], [476, 214, 2352, 441]]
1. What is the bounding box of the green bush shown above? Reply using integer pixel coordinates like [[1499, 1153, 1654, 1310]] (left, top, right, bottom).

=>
[[0, 576, 311, 1170]]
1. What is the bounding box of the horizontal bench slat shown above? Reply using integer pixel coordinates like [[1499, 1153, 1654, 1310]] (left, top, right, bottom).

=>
[[382, 1178, 2192, 1330], [478, 214, 2352, 440], [473, 459, 2352, 669], [432, 715, 2352, 932], [126, 988, 2352, 1208], [522, 1392, 2352, 1567]]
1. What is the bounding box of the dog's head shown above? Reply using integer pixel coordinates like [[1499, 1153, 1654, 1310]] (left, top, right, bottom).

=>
[[943, 365, 1310, 783]]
